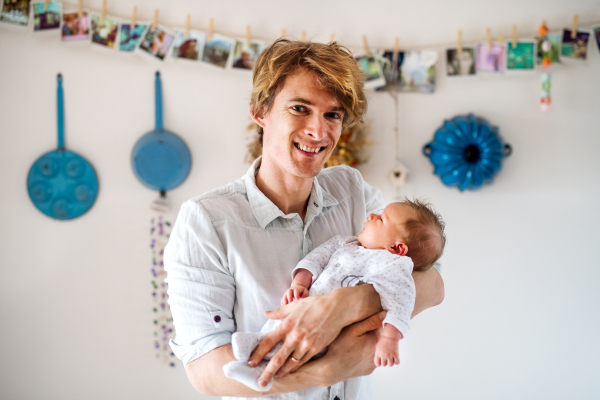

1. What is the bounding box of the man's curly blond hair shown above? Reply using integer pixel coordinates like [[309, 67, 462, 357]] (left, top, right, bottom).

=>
[[250, 38, 367, 145]]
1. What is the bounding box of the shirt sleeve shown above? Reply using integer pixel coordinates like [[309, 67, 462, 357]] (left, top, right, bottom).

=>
[[362, 254, 416, 338], [164, 200, 236, 365], [362, 177, 385, 217], [293, 235, 346, 283]]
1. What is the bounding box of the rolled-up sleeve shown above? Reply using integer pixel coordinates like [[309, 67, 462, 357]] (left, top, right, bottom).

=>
[[164, 200, 236, 365]]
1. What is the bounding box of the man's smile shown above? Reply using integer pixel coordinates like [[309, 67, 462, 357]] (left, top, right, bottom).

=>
[[293, 142, 326, 155]]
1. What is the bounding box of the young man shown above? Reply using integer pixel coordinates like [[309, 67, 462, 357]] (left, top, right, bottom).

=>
[[164, 39, 444, 399]]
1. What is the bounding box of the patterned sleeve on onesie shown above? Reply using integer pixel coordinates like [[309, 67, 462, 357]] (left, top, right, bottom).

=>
[[362, 252, 416, 337], [292, 235, 353, 283]]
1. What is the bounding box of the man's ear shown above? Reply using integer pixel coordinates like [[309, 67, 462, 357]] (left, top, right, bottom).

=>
[[391, 241, 408, 256], [250, 105, 266, 128]]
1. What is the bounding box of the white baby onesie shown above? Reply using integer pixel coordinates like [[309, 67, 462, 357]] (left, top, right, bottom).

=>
[[223, 235, 416, 392]]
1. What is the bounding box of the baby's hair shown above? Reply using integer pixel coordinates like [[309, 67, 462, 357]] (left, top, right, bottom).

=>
[[400, 198, 446, 271]]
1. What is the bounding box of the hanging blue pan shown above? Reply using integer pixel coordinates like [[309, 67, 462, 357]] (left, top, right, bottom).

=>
[[27, 74, 99, 220], [131, 71, 192, 196]]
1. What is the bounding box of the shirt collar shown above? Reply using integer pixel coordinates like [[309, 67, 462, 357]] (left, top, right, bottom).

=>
[[244, 156, 339, 229]]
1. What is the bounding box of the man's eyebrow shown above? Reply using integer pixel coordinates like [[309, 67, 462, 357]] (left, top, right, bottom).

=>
[[288, 97, 345, 113]]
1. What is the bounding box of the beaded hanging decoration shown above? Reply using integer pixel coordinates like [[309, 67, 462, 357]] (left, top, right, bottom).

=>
[[150, 215, 177, 367], [539, 22, 553, 112]]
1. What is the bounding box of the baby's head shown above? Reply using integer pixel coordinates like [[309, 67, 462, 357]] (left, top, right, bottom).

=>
[[357, 198, 446, 271]]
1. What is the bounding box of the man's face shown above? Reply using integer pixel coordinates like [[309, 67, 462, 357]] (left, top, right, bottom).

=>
[[253, 67, 345, 179]]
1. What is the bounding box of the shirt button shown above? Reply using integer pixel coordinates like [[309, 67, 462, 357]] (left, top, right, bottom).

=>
[[214, 315, 221, 323]]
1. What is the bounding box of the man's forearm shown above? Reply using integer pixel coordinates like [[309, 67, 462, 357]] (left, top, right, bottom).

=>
[[185, 344, 328, 397], [412, 267, 445, 318]]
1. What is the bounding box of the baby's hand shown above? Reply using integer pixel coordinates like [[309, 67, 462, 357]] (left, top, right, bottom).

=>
[[281, 285, 309, 306], [374, 336, 400, 367]]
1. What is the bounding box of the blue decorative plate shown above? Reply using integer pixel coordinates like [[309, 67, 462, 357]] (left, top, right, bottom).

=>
[[423, 114, 511, 191], [27, 74, 99, 220], [132, 72, 191, 192]]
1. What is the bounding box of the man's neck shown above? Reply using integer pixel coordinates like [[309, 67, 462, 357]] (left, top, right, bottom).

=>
[[255, 156, 314, 221]]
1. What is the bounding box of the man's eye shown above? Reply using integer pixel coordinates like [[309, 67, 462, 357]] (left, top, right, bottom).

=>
[[326, 112, 341, 119], [291, 105, 306, 112]]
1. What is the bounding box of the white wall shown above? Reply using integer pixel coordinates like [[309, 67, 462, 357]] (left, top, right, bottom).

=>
[[1, 0, 599, 399]]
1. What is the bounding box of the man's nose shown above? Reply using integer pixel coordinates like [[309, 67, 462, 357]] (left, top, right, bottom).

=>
[[304, 114, 327, 140]]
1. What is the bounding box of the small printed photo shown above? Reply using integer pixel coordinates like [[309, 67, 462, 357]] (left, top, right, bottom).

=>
[[118, 22, 148, 52], [90, 13, 119, 48], [446, 48, 476, 76], [32, 1, 60, 31], [172, 29, 205, 61], [594, 26, 600, 53], [376, 50, 437, 93], [232, 40, 264, 70], [139, 25, 175, 61], [61, 11, 90, 41], [475, 43, 505, 73], [561, 29, 590, 60], [202, 34, 235, 68], [506, 41, 535, 70], [355, 54, 386, 89], [536, 32, 561, 64], [1, 0, 31, 26]]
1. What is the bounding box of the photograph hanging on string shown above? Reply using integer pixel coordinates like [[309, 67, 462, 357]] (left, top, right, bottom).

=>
[[561, 29, 590, 60], [375, 50, 437, 93], [202, 33, 235, 68], [506, 41, 535, 70], [594, 26, 600, 53], [446, 47, 476, 76], [355, 54, 386, 89], [32, 1, 61, 31], [232, 40, 265, 70], [138, 25, 175, 61], [536, 32, 561, 64], [118, 22, 148, 52], [61, 10, 90, 41], [172, 28, 205, 61], [475, 43, 505, 73], [90, 13, 119, 48], [1, 0, 31, 26]]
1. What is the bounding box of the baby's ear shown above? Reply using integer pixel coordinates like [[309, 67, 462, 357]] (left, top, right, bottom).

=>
[[391, 242, 408, 256]]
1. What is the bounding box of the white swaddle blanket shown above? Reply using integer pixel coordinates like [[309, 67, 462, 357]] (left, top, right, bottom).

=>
[[223, 236, 416, 392]]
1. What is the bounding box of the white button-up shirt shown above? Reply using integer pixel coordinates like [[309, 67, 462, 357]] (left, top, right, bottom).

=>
[[164, 157, 385, 400]]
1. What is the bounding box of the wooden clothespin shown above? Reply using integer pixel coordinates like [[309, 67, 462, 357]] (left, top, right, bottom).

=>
[[362, 35, 370, 56], [130, 6, 137, 29], [78, 0, 83, 18], [457, 30, 462, 55], [207, 18, 214, 42], [151, 9, 159, 32], [185, 14, 191, 38], [329, 32, 335, 42], [392, 37, 400, 82], [486, 28, 491, 50], [301, 31, 306, 41], [246, 25, 251, 47], [511, 25, 517, 48], [43, 0, 50, 12], [571, 15, 578, 39], [100, 0, 106, 25], [281, 28, 286, 38]]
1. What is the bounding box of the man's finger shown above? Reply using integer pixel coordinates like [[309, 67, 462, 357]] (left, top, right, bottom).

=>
[[264, 301, 295, 320], [248, 332, 283, 367], [258, 344, 293, 386], [349, 311, 386, 336]]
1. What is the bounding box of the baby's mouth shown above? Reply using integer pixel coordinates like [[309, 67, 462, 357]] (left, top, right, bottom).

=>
[[294, 142, 326, 154]]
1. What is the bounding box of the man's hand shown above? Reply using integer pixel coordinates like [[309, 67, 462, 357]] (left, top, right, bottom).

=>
[[281, 284, 310, 306]]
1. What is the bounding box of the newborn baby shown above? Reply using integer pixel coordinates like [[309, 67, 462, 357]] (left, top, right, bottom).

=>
[[223, 198, 446, 391]]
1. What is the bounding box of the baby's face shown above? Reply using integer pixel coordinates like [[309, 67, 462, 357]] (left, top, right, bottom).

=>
[[357, 202, 414, 252]]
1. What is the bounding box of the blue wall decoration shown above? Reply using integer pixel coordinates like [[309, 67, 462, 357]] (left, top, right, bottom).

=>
[[422, 114, 511, 191], [27, 74, 99, 220], [131, 71, 191, 197]]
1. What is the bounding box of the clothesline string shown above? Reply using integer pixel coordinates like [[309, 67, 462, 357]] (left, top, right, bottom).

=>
[[58, 2, 600, 51]]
